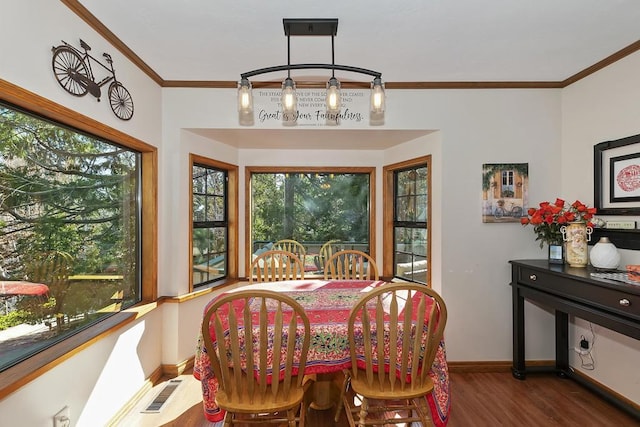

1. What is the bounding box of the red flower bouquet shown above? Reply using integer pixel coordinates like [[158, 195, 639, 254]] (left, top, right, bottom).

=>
[[520, 198, 596, 248]]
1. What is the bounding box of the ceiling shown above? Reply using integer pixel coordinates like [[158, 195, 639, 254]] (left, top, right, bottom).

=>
[[70, 0, 640, 149]]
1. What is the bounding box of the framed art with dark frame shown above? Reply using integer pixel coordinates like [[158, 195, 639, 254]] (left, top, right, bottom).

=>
[[594, 133, 640, 215]]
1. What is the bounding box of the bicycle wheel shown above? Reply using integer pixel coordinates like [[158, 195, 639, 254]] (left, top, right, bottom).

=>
[[494, 207, 505, 219], [511, 206, 523, 217], [108, 82, 134, 120], [51, 46, 90, 96]]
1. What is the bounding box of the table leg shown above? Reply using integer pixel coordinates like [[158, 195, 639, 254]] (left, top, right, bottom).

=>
[[310, 373, 335, 410], [555, 310, 569, 377], [512, 284, 526, 380]]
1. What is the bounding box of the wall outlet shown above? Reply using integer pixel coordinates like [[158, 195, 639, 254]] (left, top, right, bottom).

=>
[[54, 406, 70, 427]]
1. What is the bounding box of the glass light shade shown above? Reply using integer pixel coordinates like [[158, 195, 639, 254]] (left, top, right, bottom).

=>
[[326, 77, 341, 111], [370, 78, 385, 126], [237, 79, 254, 126], [281, 77, 297, 126], [326, 77, 341, 125]]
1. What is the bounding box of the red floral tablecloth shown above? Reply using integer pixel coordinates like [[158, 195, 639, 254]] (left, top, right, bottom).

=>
[[193, 279, 450, 426]]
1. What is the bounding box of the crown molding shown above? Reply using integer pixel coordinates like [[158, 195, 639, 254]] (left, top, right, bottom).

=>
[[62, 0, 640, 90], [60, 0, 163, 85]]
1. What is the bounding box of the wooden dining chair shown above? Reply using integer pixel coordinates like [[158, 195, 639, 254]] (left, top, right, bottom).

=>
[[250, 249, 305, 283], [313, 239, 342, 272], [273, 239, 306, 262], [335, 282, 448, 426], [323, 249, 379, 280], [201, 290, 314, 426]]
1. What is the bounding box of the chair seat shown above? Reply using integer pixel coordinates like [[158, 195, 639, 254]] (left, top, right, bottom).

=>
[[349, 376, 434, 401], [216, 386, 305, 414]]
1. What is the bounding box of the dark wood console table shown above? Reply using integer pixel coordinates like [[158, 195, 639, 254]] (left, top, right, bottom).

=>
[[510, 259, 640, 419]]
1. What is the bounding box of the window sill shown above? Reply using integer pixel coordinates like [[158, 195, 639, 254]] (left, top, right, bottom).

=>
[[0, 302, 158, 399]]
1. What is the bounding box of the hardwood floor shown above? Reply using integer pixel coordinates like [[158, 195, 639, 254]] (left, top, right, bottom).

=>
[[446, 372, 639, 426], [116, 371, 640, 426]]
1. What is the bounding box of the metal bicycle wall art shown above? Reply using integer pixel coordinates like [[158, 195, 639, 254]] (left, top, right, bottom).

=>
[[51, 38, 134, 121]]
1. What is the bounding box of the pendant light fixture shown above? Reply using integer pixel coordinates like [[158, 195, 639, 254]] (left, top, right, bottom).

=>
[[325, 32, 341, 125], [281, 32, 297, 126], [237, 19, 385, 126]]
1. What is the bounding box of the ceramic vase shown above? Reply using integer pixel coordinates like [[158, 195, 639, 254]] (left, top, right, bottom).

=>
[[561, 221, 592, 267], [589, 236, 620, 271]]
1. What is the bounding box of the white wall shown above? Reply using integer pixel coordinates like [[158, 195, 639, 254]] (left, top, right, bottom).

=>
[[382, 89, 564, 363], [0, 2, 165, 426], [562, 51, 640, 404]]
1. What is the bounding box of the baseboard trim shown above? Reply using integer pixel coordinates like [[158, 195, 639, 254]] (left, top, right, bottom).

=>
[[106, 365, 163, 427], [447, 360, 553, 373], [162, 357, 194, 377], [570, 368, 640, 417]]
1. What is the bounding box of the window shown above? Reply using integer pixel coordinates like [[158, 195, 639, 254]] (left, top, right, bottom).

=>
[[383, 157, 430, 285], [190, 155, 238, 289], [247, 167, 375, 275], [501, 170, 515, 198], [192, 162, 226, 286], [0, 100, 148, 373]]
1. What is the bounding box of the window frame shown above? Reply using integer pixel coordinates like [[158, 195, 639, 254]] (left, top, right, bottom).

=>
[[245, 166, 376, 278], [0, 79, 157, 399], [383, 156, 431, 285], [189, 154, 238, 290]]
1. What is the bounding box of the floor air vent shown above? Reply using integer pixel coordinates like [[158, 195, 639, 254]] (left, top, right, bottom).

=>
[[142, 379, 182, 413]]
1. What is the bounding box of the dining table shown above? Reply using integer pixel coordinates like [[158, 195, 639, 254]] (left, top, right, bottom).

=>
[[193, 279, 450, 426]]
